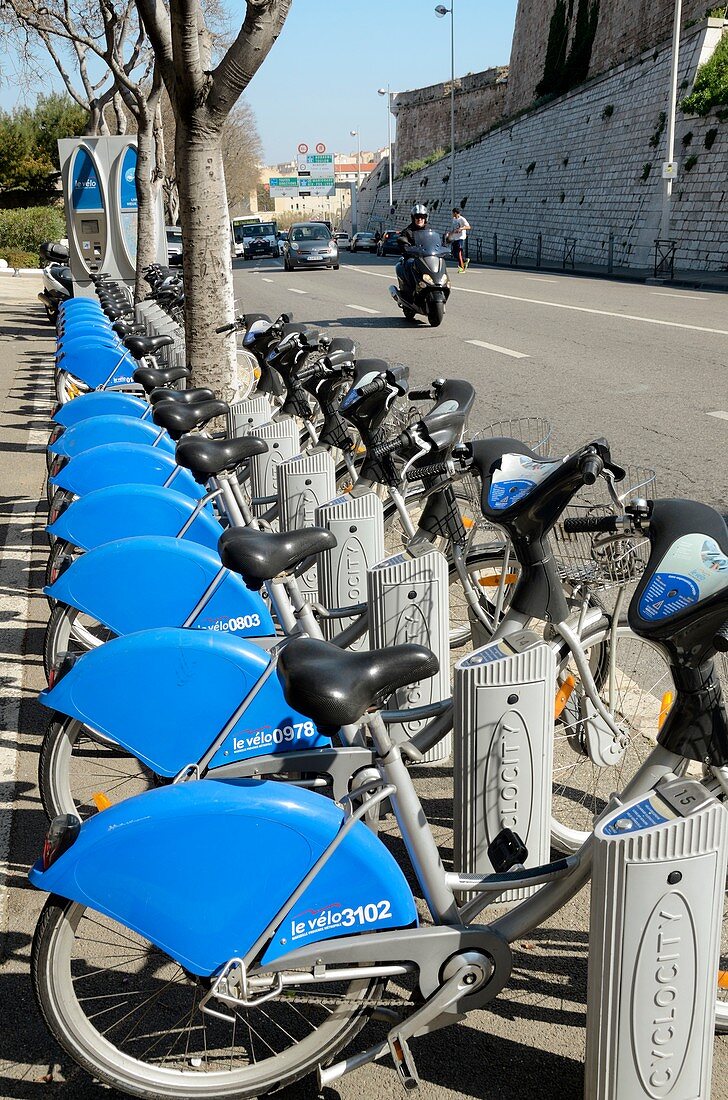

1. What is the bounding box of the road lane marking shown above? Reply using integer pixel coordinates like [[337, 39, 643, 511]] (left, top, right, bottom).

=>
[[346, 303, 380, 314], [342, 265, 390, 278], [707, 410, 728, 421], [653, 292, 707, 300], [347, 265, 728, 335], [526, 276, 557, 282], [287, 288, 307, 294], [467, 339, 530, 359], [261, 278, 274, 283]]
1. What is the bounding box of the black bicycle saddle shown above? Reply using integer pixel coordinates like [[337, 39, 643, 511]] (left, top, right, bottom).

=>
[[219, 527, 337, 584], [277, 636, 439, 729], [175, 435, 267, 482]]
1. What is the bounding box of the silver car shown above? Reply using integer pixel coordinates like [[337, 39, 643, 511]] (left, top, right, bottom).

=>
[[283, 222, 339, 271]]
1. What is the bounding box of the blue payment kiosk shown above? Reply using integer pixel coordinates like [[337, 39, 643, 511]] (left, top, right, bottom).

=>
[[58, 136, 167, 297]]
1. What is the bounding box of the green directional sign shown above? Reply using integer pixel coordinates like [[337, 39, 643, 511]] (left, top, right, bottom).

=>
[[269, 176, 299, 197]]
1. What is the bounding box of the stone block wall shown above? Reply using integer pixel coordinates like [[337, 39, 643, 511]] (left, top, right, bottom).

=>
[[361, 21, 728, 274], [392, 69, 508, 171], [505, 0, 712, 117]]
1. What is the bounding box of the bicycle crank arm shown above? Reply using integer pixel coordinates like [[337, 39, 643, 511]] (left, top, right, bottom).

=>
[[320, 951, 493, 1091]]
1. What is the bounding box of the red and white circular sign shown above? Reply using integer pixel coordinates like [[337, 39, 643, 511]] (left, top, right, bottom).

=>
[[315, 142, 326, 154], [297, 143, 309, 154]]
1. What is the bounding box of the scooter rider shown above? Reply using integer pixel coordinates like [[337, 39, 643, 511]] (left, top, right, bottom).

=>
[[396, 203, 428, 296]]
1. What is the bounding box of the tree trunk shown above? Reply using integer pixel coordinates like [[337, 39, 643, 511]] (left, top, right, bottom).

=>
[[175, 114, 238, 400], [134, 113, 159, 303]]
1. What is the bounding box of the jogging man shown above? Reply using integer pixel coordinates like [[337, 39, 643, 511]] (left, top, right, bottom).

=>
[[447, 207, 470, 271]]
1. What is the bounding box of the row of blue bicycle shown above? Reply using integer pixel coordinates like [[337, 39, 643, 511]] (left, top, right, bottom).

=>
[[26, 265, 728, 1097]]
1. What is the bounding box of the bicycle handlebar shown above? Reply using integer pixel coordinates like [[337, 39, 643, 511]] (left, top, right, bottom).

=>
[[371, 431, 408, 462], [580, 453, 603, 485], [356, 376, 389, 400], [405, 460, 449, 481], [563, 515, 620, 534]]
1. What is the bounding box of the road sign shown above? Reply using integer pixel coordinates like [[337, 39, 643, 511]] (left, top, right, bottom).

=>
[[269, 176, 299, 198], [315, 142, 326, 154], [297, 143, 309, 154], [295, 153, 335, 197], [662, 160, 679, 179]]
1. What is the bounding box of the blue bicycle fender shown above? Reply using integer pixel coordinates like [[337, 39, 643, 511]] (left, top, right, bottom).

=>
[[48, 443, 206, 501], [45, 535, 275, 638], [40, 627, 330, 776], [28, 778, 417, 976], [46, 485, 222, 551], [53, 392, 148, 427], [56, 333, 118, 364], [49, 415, 175, 459], [59, 344, 136, 388]]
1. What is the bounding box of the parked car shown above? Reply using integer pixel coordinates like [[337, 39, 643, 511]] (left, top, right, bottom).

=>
[[166, 226, 183, 266], [377, 230, 401, 257], [350, 231, 377, 254], [333, 230, 351, 251], [283, 222, 339, 271]]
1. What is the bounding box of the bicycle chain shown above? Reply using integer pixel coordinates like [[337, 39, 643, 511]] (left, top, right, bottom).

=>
[[278, 989, 416, 1009]]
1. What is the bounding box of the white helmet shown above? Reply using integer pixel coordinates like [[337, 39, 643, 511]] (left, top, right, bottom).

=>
[[410, 203, 428, 221]]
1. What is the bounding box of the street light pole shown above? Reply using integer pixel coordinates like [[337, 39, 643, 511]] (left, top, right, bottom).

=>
[[435, 2, 455, 210], [377, 85, 394, 211], [349, 129, 361, 189], [660, 0, 683, 241]]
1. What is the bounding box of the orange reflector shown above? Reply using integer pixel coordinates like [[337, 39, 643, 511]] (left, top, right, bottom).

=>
[[355, 444, 367, 456], [718, 971, 728, 989], [462, 516, 475, 530], [92, 792, 112, 812], [658, 691, 673, 731], [253, 367, 261, 380], [555, 674, 576, 719], [478, 573, 518, 587]]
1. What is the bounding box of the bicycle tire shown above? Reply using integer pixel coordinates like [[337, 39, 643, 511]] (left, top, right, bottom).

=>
[[47, 487, 74, 538], [43, 605, 114, 684], [44, 537, 78, 608], [32, 896, 386, 1099], [550, 616, 676, 853]]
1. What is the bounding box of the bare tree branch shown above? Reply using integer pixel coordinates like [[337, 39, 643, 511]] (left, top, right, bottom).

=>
[[135, 0, 175, 93], [207, 0, 291, 121]]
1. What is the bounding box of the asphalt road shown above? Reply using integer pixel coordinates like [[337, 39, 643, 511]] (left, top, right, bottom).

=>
[[234, 251, 728, 509], [0, 271, 726, 1100]]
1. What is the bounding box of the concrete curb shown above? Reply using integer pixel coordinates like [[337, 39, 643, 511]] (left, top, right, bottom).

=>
[[0, 268, 44, 277]]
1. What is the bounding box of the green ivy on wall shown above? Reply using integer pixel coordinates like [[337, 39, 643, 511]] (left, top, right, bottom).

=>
[[680, 30, 728, 115], [535, 0, 601, 99]]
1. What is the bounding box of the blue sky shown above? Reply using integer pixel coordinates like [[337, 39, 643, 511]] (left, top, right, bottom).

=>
[[0, 0, 518, 165], [246, 0, 519, 164]]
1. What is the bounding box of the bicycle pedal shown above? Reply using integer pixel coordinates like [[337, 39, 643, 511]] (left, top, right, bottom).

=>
[[487, 828, 528, 872], [388, 1031, 420, 1091]]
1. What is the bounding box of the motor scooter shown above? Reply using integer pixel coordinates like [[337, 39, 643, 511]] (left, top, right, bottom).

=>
[[39, 263, 73, 324], [389, 227, 450, 327]]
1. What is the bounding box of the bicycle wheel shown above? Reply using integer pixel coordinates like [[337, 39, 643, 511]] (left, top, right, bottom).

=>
[[32, 897, 386, 1099], [48, 487, 74, 534], [45, 538, 79, 609], [39, 715, 159, 821], [43, 604, 115, 684], [551, 617, 675, 853], [382, 489, 517, 648]]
